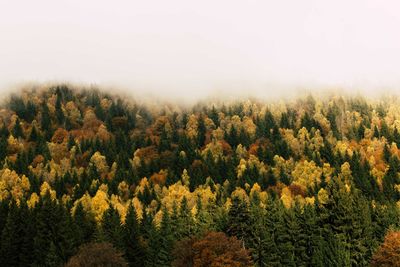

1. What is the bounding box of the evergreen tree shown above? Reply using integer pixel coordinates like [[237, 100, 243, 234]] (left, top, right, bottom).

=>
[[263, 198, 282, 266], [33, 193, 75, 266], [101, 206, 124, 250], [226, 196, 252, 248], [73, 202, 96, 246], [194, 197, 214, 235], [146, 206, 174, 267], [0, 201, 22, 266], [124, 204, 145, 267], [178, 197, 194, 239], [12, 118, 24, 138], [248, 192, 269, 267]]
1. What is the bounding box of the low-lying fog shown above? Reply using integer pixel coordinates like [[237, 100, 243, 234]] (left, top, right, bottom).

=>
[[1, 0, 400, 101]]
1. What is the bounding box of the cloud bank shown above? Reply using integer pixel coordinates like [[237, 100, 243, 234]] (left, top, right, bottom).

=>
[[1, 0, 400, 100]]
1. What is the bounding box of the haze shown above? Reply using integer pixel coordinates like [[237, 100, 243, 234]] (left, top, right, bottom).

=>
[[1, 0, 400, 100]]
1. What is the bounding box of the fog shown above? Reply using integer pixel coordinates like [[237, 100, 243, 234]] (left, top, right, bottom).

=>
[[1, 0, 400, 101]]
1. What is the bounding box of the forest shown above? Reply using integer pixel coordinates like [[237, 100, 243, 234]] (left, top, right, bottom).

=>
[[0, 84, 400, 266]]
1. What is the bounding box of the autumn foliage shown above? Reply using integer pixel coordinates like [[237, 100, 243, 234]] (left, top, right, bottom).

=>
[[2, 85, 400, 266], [371, 230, 400, 267], [65, 242, 128, 267], [172, 232, 253, 267]]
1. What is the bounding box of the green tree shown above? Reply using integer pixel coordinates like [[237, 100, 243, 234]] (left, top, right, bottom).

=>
[[101, 206, 124, 251], [226, 196, 252, 249], [124, 204, 145, 267]]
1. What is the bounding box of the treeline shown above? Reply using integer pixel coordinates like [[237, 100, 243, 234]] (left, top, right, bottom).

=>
[[0, 85, 400, 266]]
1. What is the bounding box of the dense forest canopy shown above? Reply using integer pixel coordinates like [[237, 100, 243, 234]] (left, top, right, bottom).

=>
[[1, 84, 400, 266]]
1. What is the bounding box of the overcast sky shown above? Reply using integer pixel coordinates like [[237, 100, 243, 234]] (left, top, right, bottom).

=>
[[1, 0, 400, 100]]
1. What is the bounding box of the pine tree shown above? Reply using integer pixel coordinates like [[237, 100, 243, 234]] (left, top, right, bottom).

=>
[[124, 204, 145, 267], [73, 202, 96, 246], [29, 125, 39, 142], [248, 192, 269, 267], [227, 196, 252, 249], [0, 201, 21, 266], [146, 206, 174, 267], [275, 208, 296, 266], [33, 193, 75, 266], [101, 206, 124, 250], [12, 118, 24, 138], [263, 197, 282, 266], [178, 196, 194, 239], [197, 115, 206, 147], [291, 202, 309, 266], [194, 197, 214, 235]]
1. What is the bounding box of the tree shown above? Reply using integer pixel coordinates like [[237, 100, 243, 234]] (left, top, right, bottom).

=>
[[33, 193, 75, 266], [56, 94, 65, 125], [248, 191, 270, 266], [226, 196, 252, 249], [172, 232, 252, 267], [124, 204, 145, 267], [157, 206, 174, 265], [0, 201, 24, 266], [371, 230, 400, 267], [263, 197, 283, 266], [65, 242, 128, 267], [178, 196, 194, 239], [145, 208, 174, 267], [12, 118, 24, 138], [101, 206, 124, 250], [73, 202, 96, 246]]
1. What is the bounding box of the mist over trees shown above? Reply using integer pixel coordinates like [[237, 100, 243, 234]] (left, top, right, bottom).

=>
[[0, 85, 400, 266]]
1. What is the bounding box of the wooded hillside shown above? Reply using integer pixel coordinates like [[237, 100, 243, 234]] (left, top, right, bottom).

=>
[[1, 85, 400, 266]]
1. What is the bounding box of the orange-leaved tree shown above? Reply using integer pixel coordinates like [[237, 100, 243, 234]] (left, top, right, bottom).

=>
[[371, 230, 400, 267], [172, 232, 252, 267]]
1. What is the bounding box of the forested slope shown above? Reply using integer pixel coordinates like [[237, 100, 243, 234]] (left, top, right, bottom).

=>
[[0, 85, 400, 266]]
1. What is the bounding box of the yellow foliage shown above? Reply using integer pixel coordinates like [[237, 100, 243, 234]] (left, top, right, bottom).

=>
[[181, 169, 190, 187], [98, 183, 108, 192], [47, 142, 68, 164], [27, 192, 39, 209], [280, 187, 293, 208], [193, 185, 216, 208], [153, 209, 163, 228], [201, 139, 223, 162], [118, 181, 130, 201], [160, 181, 193, 212], [110, 194, 127, 223], [235, 144, 248, 159], [135, 177, 150, 195], [242, 116, 257, 138], [305, 196, 315, 205], [65, 101, 81, 123], [0, 169, 31, 201], [237, 159, 247, 178], [90, 151, 109, 175], [282, 129, 301, 156], [317, 188, 329, 205], [186, 114, 198, 140], [62, 194, 71, 205], [131, 197, 143, 220], [291, 160, 323, 188], [7, 135, 23, 154], [212, 127, 225, 141], [91, 189, 110, 222], [231, 187, 249, 203], [40, 181, 57, 200], [339, 162, 352, 184]]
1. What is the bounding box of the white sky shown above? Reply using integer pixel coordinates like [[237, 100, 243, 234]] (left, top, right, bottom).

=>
[[1, 0, 400, 99]]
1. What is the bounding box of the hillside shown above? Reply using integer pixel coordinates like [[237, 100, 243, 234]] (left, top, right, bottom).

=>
[[0, 84, 400, 266]]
